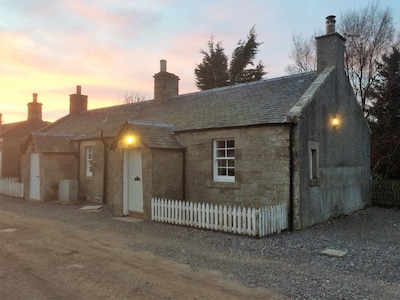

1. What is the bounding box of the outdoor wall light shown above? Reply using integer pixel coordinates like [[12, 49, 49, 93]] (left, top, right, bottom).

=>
[[125, 135, 136, 145], [332, 116, 339, 128]]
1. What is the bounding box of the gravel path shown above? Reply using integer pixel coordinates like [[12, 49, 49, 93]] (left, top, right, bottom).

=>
[[1, 195, 399, 299]]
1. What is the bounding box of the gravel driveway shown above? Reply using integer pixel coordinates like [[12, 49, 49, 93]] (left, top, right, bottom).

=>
[[1, 195, 399, 299]]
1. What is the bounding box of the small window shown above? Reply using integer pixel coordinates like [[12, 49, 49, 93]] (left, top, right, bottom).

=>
[[86, 146, 93, 177], [309, 141, 319, 186], [213, 139, 235, 182], [311, 149, 318, 179]]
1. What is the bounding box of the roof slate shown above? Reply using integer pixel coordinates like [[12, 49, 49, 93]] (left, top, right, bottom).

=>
[[41, 72, 317, 140], [28, 133, 77, 153], [110, 121, 183, 150], [0, 119, 50, 139]]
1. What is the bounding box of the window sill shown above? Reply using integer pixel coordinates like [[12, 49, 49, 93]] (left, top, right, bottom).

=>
[[207, 181, 240, 189], [310, 179, 319, 186]]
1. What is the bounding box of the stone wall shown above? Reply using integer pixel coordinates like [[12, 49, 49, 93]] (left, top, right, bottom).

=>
[[20, 148, 77, 202], [178, 126, 291, 208], [78, 140, 105, 202], [297, 68, 371, 229], [40, 153, 78, 202]]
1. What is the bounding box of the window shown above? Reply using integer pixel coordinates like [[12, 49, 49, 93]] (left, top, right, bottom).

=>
[[213, 139, 235, 182], [308, 141, 319, 186], [85, 146, 93, 177], [311, 149, 318, 179]]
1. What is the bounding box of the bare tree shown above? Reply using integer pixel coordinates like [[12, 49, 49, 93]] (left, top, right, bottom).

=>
[[339, 2, 396, 112], [116, 90, 147, 105], [285, 33, 317, 74], [285, 2, 398, 113]]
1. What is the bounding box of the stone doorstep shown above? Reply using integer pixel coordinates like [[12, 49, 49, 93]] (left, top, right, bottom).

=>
[[321, 248, 348, 257]]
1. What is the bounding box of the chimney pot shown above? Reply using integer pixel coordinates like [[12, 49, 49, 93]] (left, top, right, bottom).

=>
[[326, 15, 336, 34], [77, 85, 81, 95], [33, 93, 38, 103], [160, 60, 167, 72]]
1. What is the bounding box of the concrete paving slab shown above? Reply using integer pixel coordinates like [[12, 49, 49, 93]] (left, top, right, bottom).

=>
[[0, 228, 17, 233], [321, 248, 348, 257], [111, 217, 143, 223]]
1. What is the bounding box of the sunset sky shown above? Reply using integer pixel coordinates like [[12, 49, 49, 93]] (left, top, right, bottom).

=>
[[1, 0, 399, 123]]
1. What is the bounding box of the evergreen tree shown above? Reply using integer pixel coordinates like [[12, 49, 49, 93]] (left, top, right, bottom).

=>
[[228, 26, 265, 84], [194, 38, 229, 90], [195, 27, 265, 90], [368, 47, 400, 179]]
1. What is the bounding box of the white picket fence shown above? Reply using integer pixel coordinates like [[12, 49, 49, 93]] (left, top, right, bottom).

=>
[[0, 177, 24, 198], [151, 198, 288, 237]]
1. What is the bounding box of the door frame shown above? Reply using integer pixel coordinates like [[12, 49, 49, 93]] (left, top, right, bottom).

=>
[[122, 148, 144, 216], [29, 152, 40, 200]]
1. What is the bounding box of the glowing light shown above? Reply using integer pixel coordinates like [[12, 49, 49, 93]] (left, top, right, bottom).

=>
[[332, 117, 339, 128], [125, 136, 135, 144]]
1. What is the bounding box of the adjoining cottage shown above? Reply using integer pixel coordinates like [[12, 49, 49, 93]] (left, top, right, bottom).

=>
[[0, 94, 50, 178], [20, 16, 371, 229]]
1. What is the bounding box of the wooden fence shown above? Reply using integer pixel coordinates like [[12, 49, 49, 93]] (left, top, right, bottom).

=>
[[0, 177, 24, 198], [151, 198, 288, 237], [372, 178, 400, 207]]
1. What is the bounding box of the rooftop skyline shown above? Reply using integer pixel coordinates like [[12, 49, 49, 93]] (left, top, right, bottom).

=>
[[1, 0, 399, 123]]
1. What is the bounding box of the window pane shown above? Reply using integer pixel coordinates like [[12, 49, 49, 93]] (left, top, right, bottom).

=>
[[218, 160, 226, 167], [227, 140, 234, 148], [228, 160, 234, 167], [227, 149, 234, 157], [218, 168, 226, 176], [217, 150, 225, 157], [228, 168, 235, 176], [216, 140, 225, 148], [311, 149, 318, 179]]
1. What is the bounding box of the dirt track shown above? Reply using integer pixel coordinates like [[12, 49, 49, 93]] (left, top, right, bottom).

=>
[[0, 201, 282, 300]]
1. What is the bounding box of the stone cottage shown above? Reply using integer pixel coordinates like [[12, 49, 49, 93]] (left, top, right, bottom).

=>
[[0, 94, 50, 178], [20, 16, 371, 229]]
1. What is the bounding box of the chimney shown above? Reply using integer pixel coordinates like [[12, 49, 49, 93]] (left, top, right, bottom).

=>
[[153, 60, 180, 102], [27, 93, 43, 120], [69, 85, 88, 115], [316, 15, 346, 74]]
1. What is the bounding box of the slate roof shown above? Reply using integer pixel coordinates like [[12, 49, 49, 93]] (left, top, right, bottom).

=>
[[21, 132, 77, 153], [40, 72, 317, 141], [0, 119, 50, 139], [110, 121, 183, 150]]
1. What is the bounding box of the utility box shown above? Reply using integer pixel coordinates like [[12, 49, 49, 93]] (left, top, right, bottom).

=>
[[58, 180, 78, 202]]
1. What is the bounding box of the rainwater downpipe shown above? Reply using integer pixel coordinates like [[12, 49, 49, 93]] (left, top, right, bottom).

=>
[[289, 123, 295, 231], [99, 130, 108, 204], [182, 148, 186, 200]]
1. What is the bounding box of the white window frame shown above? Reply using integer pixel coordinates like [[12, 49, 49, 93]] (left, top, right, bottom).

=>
[[213, 139, 235, 182], [85, 146, 93, 177]]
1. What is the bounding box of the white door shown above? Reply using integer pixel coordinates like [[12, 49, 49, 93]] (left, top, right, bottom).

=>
[[123, 149, 143, 215], [29, 153, 40, 200]]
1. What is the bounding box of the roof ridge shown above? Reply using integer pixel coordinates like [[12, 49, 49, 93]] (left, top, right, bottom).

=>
[[171, 71, 316, 99]]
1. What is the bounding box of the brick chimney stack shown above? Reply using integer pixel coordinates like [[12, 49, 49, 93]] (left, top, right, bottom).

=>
[[316, 15, 346, 74], [154, 60, 180, 102], [69, 85, 88, 115], [27, 93, 43, 120]]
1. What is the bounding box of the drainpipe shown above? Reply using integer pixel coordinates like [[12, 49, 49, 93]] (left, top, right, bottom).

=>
[[182, 148, 186, 200], [288, 123, 295, 231], [99, 130, 108, 204]]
